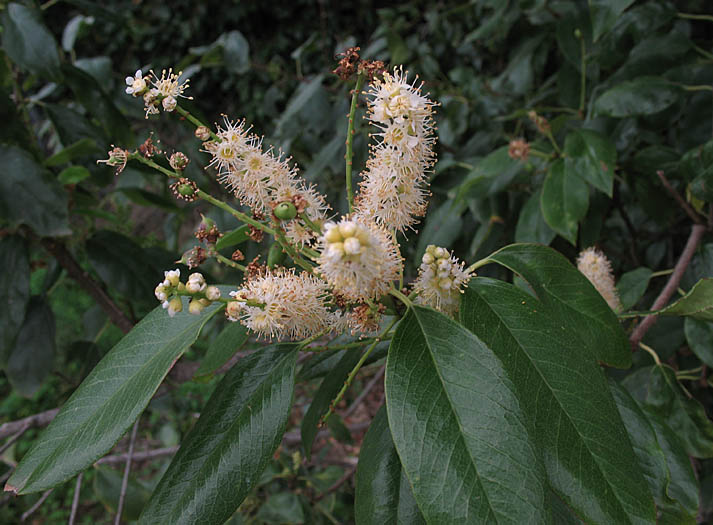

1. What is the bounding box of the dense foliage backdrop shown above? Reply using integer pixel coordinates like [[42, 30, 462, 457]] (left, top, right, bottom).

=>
[[2, 0, 713, 523]]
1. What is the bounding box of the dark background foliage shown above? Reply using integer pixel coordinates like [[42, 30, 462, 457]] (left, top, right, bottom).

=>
[[2, 0, 713, 522]]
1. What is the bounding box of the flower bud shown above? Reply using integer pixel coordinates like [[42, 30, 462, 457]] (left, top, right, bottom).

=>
[[188, 299, 205, 315], [162, 95, 177, 112], [343, 237, 361, 255], [205, 286, 221, 301], [226, 301, 242, 321], [324, 225, 342, 243], [274, 202, 298, 221], [166, 297, 183, 317], [195, 126, 211, 141]]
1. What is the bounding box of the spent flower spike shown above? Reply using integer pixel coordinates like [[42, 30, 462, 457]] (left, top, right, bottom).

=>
[[577, 247, 622, 311]]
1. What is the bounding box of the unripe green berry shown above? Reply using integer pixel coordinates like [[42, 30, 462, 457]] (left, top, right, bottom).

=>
[[267, 242, 286, 268], [178, 183, 195, 196], [274, 202, 298, 220]]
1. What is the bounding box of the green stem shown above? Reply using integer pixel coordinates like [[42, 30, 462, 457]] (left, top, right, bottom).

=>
[[677, 12, 713, 23], [214, 252, 246, 272], [321, 317, 399, 425], [299, 212, 322, 234], [545, 130, 562, 155], [466, 257, 491, 274], [577, 30, 587, 112], [274, 225, 315, 273], [305, 337, 384, 353], [297, 328, 330, 350], [529, 148, 552, 160], [389, 287, 413, 308], [639, 342, 662, 366], [651, 269, 674, 278], [345, 73, 365, 213], [175, 106, 221, 141]]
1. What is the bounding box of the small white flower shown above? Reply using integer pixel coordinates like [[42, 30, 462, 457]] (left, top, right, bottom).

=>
[[162, 95, 177, 112], [125, 69, 147, 96], [164, 269, 180, 287], [185, 272, 206, 294], [205, 286, 221, 301]]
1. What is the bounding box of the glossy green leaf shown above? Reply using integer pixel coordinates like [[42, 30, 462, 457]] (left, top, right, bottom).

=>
[[222, 30, 250, 74], [93, 466, 151, 521], [275, 74, 325, 136], [355, 406, 425, 525], [6, 294, 225, 494], [194, 321, 249, 377], [563, 129, 616, 196], [595, 77, 681, 117], [610, 380, 698, 522], [659, 278, 713, 321], [255, 492, 305, 524], [139, 344, 298, 524], [461, 280, 655, 523], [541, 159, 589, 244], [1, 3, 61, 80], [455, 146, 523, 201], [57, 165, 91, 185], [481, 243, 631, 368], [0, 235, 30, 366], [624, 365, 713, 458], [301, 346, 363, 459], [215, 225, 251, 251], [386, 305, 549, 524], [684, 318, 713, 368], [589, 0, 635, 42], [44, 138, 98, 167], [6, 296, 56, 397], [515, 189, 556, 245], [0, 144, 71, 237], [617, 267, 653, 311]]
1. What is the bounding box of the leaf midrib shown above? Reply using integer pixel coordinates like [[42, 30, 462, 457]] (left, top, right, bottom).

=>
[[470, 291, 636, 523]]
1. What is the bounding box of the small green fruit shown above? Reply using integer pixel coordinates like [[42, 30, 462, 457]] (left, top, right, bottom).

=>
[[274, 202, 298, 220]]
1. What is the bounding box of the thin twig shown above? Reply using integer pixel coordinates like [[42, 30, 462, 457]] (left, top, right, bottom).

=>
[[115, 419, 139, 525], [95, 446, 179, 466], [657, 170, 704, 225], [41, 239, 134, 334], [0, 409, 58, 440], [20, 489, 52, 522], [68, 473, 83, 525], [0, 424, 30, 456], [630, 224, 707, 349], [314, 466, 357, 502], [343, 365, 385, 419]]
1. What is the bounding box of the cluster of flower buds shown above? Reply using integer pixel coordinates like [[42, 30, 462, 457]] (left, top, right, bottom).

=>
[[125, 68, 191, 117], [317, 217, 401, 302], [413, 245, 473, 316], [577, 247, 621, 311], [154, 269, 221, 317]]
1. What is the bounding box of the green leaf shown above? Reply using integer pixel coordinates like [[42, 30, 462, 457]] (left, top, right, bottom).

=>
[[139, 344, 298, 524], [385, 306, 549, 523], [93, 466, 151, 521], [455, 146, 523, 201], [355, 406, 425, 525], [659, 278, 713, 321], [57, 165, 91, 185], [610, 380, 698, 522], [415, 200, 466, 262], [275, 74, 325, 136], [461, 280, 655, 523], [301, 347, 363, 459], [589, 0, 636, 42], [255, 492, 305, 524], [617, 267, 653, 311], [541, 159, 589, 245], [215, 225, 251, 251], [1, 3, 61, 80], [481, 243, 631, 368], [563, 129, 616, 196], [0, 235, 30, 366], [624, 365, 713, 458], [515, 189, 556, 245], [222, 30, 250, 74], [684, 318, 713, 368], [0, 144, 71, 236], [194, 321, 249, 377], [595, 77, 682, 117], [5, 296, 56, 397], [6, 295, 225, 494], [44, 138, 98, 167]]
